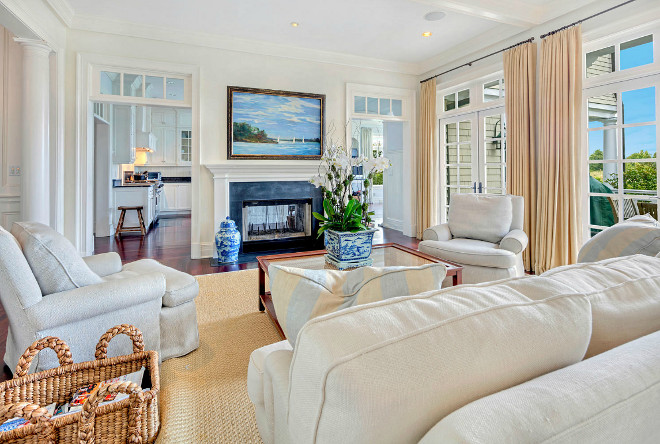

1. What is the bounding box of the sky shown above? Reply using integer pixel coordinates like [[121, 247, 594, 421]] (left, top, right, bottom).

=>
[[232, 92, 321, 140], [588, 40, 657, 158]]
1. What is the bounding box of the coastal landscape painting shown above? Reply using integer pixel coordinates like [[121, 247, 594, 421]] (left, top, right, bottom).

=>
[[227, 86, 325, 160]]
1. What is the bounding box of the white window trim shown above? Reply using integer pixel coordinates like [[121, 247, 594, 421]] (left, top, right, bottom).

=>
[[436, 71, 505, 118], [582, 21, 660, 240]]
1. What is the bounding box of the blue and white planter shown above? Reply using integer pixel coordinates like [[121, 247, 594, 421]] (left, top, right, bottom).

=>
[[324, 228, 377, 270], [215, 217, 241, 263]]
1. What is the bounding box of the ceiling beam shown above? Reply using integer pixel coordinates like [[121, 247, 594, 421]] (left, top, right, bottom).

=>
[[410, 0, 542, 27]]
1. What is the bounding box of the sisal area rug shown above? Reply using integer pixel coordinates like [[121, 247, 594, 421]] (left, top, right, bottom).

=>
[[156, 269, 280, 443]]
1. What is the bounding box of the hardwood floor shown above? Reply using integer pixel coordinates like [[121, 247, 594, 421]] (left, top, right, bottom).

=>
[[95, 215, 420, 275], [0, 215, 418, 382]]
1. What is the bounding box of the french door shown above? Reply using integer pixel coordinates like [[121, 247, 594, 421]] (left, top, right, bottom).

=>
[[440, 107, 507, 220]]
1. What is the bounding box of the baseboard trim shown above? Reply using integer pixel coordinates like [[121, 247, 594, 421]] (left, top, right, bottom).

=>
[[192, 242, 215, 259]]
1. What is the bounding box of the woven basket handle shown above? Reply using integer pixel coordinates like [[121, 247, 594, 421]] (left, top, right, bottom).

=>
[[77, 381, 144, 444], [15, 337, 73, 378], [0, 402, 56, 444], [95, 324, 144, 360]]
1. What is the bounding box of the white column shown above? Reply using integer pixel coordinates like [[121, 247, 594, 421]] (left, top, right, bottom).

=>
[[15, 38, 51, 225], [603, 128, 617, 185]]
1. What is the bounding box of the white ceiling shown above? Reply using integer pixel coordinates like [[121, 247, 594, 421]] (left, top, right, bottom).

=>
[[65, 0, 598, 67]]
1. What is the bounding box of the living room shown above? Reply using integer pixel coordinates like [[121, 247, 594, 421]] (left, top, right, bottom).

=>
[[0, 0, 659, 442]]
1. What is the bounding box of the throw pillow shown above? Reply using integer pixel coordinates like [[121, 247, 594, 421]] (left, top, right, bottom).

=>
[[269, 263, 447, 346], [11, 222, 103, 295], [578, 219, 660, 262], [448, 194, 512, 243]]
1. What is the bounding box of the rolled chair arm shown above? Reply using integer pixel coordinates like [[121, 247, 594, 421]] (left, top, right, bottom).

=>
[[422, 224, 452, 242], [25, 272, 166, 331], [83, 252, 123, 277], [500, 229, 529, 254]]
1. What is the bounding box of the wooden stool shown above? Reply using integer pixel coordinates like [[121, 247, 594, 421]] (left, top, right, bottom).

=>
[[115, 206, 146, 237]]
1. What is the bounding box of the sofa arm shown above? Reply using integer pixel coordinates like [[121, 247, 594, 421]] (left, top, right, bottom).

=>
[[422, 224, 452, 241], [500, 229, 528, 254], [25, 272, 166, 331], [83, 252, 123, 277]]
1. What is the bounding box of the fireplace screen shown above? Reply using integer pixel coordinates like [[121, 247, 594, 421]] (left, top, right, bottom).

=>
[[242, 199, 312, 242]]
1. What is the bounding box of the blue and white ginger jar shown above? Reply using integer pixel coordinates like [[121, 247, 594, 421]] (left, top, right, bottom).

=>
[[215, 217, 241, 263]]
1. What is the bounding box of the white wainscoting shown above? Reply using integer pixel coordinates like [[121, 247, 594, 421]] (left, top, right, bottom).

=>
[[0, 195, 20, 230]]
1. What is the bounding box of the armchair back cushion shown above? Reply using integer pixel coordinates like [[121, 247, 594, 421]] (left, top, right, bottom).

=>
[[0, 226, 42, 309], [448, 194, 513, 243], [11, 222, 102, 295]]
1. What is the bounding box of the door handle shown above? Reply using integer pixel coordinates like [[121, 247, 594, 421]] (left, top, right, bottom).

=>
[[473, 182, 476, 193], [478, 182, 483, 193]]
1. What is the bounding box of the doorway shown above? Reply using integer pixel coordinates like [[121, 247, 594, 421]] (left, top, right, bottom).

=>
[[439, 106, 507, 220]]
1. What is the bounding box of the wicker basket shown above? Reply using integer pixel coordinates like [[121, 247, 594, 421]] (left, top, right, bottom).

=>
[[0, 325, 160, 444]]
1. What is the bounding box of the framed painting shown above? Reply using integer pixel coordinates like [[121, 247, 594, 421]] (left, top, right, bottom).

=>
[[227, 86, 325, 160]]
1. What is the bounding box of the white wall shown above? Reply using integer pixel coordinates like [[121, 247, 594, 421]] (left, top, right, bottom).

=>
[[64, 29, 418, 256], [0, 25, 22, 229]]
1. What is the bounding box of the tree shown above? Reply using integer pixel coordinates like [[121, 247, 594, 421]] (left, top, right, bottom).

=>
[[603, 150, 656, 192]]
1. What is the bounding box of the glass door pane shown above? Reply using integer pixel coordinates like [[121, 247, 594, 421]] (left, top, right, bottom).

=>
[[479, 109, 506, 195], [441, 114, 478, 219]]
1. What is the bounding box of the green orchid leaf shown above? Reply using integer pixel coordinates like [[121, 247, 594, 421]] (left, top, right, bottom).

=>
[[312, 212, 328, 221], [322, 199, 335, 217]]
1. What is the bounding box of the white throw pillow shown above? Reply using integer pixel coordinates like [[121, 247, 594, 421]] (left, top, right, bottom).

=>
[[269, 263, 447, 346], [11, 222, 103, 295], [578, 220, 660, 262], [448, 194, 512, 243]]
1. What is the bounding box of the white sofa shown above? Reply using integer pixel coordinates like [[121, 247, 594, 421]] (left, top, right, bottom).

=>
[[0, 222, 199, 374], [418, 194, 527, 284], [247, 254, 660, 444]]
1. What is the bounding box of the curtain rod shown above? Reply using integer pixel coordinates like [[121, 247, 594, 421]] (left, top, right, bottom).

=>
[[540, 0, 638, 39], [419, 37, 534, 84]]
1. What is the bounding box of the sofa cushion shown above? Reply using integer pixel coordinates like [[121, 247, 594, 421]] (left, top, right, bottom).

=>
[[104, 259, 198, 307], [420, 330, 660, 444], [448, 194, 512, 243], [578, 217, 660, 262], [540, 254, 660, 358], [287, 278, 590, 444], [247, 340, 292, 408], [419, 238, 517, 268], [11, 222, 102, 295], [269, 263, 447, 346]]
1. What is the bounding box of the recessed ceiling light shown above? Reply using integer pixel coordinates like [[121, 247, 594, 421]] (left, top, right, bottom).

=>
[[424, 11, 446, 21], [422, 31, 432, 38], [290, 22, 299, 28]]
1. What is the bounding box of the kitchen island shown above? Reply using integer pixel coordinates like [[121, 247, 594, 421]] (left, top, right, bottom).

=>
[[113, 182, 162, 232]]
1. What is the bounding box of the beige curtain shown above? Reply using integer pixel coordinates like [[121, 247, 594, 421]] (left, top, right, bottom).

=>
[[503, 42, 537, 272], [417, 78, 439, 239], [535, 26, 583, 273]]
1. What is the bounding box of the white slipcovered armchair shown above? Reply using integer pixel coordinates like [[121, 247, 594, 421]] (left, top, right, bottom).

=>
[[418, 194, 527, 284], [0, 222, 199, 374]]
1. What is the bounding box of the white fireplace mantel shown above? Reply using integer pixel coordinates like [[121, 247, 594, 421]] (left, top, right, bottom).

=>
[[205, 162, 320, 255]]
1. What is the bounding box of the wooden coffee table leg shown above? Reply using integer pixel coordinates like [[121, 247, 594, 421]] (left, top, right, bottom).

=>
[[453, 270, 463, 286], [258, 267, 266, 312]]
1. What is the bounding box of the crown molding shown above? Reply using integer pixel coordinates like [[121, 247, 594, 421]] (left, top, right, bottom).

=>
[[70, 14, 421, 76], [44, 0, 74, 27]]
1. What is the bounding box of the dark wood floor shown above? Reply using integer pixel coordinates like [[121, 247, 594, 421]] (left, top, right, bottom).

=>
[[94, 215, 419, 275], [0, 215, 418, 382]]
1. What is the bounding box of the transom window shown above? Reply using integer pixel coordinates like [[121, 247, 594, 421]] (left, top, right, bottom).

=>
[[93, 67, 190, 105], [483, 78, 505, 102], [586, 34, 654, 78], [354, 95, 402, 117]]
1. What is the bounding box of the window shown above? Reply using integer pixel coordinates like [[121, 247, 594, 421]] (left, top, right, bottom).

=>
[[484, 79, 505, 102], [586, 34, 654, 78], [585, 28, 659, 236], [444, 89, 470, 111], [96, 69, 188, 103], [180, 130, 192, 162], [353, 95, 403, 117]]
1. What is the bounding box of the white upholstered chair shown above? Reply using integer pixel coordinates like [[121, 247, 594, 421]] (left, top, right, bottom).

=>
[[418, 194, 527, 284], [0, 222, 199, 374]]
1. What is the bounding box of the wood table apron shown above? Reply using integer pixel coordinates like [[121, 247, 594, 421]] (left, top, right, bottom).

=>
[[257, 243, 463, 339]]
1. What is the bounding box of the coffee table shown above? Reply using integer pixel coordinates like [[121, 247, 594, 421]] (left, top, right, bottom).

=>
[[257, 243, 463, 338]]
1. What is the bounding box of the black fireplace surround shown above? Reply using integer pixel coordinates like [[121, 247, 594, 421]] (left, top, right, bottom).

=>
[[229, 181, 324, 253]]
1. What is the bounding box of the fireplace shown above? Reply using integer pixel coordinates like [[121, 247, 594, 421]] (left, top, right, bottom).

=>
[[229, 181, 323, 253], [243, 199, 312, 242]]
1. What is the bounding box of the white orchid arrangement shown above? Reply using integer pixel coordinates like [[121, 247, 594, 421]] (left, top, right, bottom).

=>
[[309, 138, 390, 235]]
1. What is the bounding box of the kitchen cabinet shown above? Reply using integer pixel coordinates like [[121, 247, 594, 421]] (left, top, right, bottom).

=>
[[149, 127, 177, 165], [112, 105, 136, 164], [162, 183, 191, 213], [151, 109, 176, 127], [145, 108, 191, 166]]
